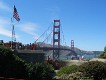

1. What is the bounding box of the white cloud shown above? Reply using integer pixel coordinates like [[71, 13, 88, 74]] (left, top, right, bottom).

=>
[[0, 17, 39, 41], [0, 1, 18, 39], [0, 27, 11, 37], [0, 1, 39, 42], [0, 16, 19, 38], [0, 17, 11, 37], [0, 1, 11, 12], [18, 22, 39, 39]]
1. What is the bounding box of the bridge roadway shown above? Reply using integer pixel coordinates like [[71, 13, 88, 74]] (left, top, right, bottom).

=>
[[36, 47, 77, 56], [37, 47, 73, 51]]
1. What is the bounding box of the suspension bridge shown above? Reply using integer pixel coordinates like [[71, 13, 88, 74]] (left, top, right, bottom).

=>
[[33, 20, 77, 60], [0, 20, 77, 60]]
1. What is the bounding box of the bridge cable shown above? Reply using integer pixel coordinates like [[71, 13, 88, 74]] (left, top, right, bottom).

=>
[[39, 31, 52, 46], [60, 24, 67, 47], [35, 22, 53, 43]]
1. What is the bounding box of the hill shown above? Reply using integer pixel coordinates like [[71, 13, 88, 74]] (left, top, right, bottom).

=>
[[36, 42, 102, 60]]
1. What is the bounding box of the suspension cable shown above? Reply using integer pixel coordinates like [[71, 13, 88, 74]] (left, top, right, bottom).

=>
[[60, 24, 66, 46], [39, 31, 52, 46], [35, 22, 53, 43]]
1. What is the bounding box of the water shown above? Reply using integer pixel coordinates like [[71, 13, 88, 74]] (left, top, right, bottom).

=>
[[83, 54, 96, 59], [60, 54, 99, 60]]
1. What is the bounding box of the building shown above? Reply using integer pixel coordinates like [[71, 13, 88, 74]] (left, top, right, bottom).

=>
[[15, 50, 44, 63]]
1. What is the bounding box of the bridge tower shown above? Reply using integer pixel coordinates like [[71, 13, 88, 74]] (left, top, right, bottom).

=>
[[71, 40, 74, 51], [53, 20, 60, 60], [71, 40, 77, 57]]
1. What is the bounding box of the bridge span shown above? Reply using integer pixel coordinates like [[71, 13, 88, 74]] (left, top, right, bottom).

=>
[[36, 47, 77, 57]]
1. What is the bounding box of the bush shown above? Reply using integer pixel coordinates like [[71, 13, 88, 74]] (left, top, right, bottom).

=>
[[57, 65, 79, 77], [47, 60, 61, 70], [29, 62, 55, 80], [0, 46, 55, 80], [59, 72, 83, 80], [79, 61, 106, 80], [0, 46, 29, 79], [98, 46, 106, 59]]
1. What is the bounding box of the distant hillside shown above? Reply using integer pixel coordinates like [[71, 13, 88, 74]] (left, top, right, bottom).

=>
[[36, 42, 102, 59]]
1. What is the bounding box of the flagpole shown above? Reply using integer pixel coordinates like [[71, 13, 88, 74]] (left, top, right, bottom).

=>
[[11, 18, 13, 49], [11, 5, 20, 49], [11, 18, 16, 49]]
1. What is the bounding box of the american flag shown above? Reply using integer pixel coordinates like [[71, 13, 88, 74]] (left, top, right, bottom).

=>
[[13, 5, 20, 21]]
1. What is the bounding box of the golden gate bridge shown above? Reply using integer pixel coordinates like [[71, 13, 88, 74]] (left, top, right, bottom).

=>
[[34, 20, 77, 60], [0, 20, 77, 60]]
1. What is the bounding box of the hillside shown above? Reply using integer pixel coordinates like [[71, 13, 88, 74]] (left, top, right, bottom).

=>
[[37, 42, 102, 59]]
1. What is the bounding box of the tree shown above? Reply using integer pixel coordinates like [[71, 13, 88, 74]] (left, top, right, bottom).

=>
[[0, 46, 29, 79], [29, 63, 55, 80], [56, 65, 79, 77], [98, 46, 106, 58], [79, 61, 106, 80], [0, 46, 55, 80]]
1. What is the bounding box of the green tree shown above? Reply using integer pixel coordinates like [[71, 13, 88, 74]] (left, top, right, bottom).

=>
[[79, 61, 106, 80], [98, 46, 106, 58], [0, 46, 55, 80], [0, 46, 29, 79], [57, 65, 79, 77], [29, 63, 55, 80]]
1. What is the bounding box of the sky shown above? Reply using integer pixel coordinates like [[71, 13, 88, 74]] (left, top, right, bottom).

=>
[[0, 0, 106, 51]]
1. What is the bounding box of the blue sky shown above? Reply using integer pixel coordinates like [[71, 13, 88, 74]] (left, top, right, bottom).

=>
[[0, 0, 106, 51]]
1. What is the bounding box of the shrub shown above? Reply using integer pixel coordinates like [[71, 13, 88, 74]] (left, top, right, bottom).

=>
[[0, 46, 29, 79], [98, 46, 106, 59], [60, 72, 83, 80], [29, 62, 55, 80], [79, 61, 106, 80], [0, 46, 55, 80], [57, 65, 79, 77], [47, 60, 61, 70]]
